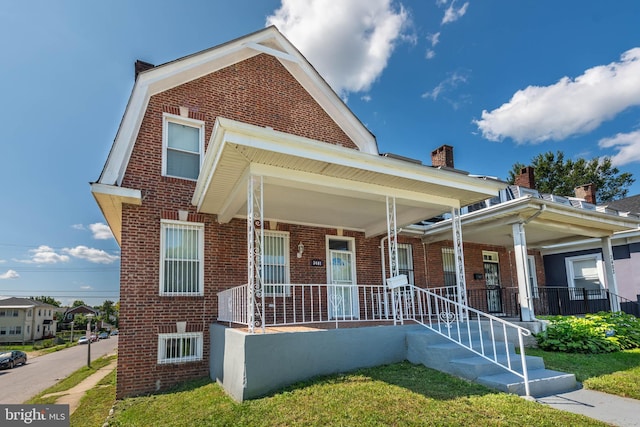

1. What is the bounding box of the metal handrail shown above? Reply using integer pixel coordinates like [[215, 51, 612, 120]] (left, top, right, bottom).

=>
[[401, 285, 532, 396]]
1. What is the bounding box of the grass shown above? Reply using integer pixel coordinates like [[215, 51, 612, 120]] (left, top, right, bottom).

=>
[[70, 369, 116, 427], [527, 347, 640, 399], [104, 362, 606, 427]]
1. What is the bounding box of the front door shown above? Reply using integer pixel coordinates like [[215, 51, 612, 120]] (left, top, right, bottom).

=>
[[327, 238, 359, 319], [484, 262, 502, 313]]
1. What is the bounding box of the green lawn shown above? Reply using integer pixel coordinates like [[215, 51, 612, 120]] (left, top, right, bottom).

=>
[[527, 347, 640, 399], [34, 349, 640, 426], [105, 362, 606, 427]]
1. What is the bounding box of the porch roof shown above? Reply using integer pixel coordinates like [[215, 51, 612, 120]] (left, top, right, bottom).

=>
[[422, 195, 640, 248], [192, 118, 505, 237]]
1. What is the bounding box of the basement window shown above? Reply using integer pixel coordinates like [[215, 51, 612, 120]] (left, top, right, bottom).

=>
[[157, 332, 203, 364]]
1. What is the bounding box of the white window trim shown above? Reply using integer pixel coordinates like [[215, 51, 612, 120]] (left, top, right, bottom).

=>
[[162, 113, 205, 181], [263, 230, 291, 297], [565, 253, 605, 300], [527, 255, 539, 299], [397, 243, 414, 285], [159, 219, 205, 296], [157, 332, 203, 364]]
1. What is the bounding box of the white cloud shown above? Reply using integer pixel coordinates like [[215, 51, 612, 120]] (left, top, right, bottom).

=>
[[71, 224, 85, 230], [442, 1, 469, 25], [422, 71, 469, 100], [267, 0, 409, 97], [427, 32, 441, 47], [599, 129, 640, 166], [361, 94, 372, 102], [16, 245, 70, 264], [475, 48, 640, 144], [425, 49, 436, 60], [80, 285, 93, 290], [89, 222, 114, 240], [63, 246, 119, 264], [0, 270, 19, 280]]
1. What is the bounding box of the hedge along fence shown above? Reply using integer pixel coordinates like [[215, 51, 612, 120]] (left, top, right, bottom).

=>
[[535, 312, 640, 354]]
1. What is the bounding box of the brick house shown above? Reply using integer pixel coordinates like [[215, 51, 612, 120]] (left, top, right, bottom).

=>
[[92, 27, 639, 400]]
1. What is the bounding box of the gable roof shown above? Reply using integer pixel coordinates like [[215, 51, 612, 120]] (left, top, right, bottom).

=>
[[97, 26, 378, 187], [0, 297, 56, 309], [604, 194, 640, 215]]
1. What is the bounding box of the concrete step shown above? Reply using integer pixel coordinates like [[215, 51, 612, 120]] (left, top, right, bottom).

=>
[[449, 354, 546, 379], [406, 326, 578, 397], [477, 368, 578, 397]]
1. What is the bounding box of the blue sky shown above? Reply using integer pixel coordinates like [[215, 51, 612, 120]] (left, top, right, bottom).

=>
[[2, 1, 640, 307]]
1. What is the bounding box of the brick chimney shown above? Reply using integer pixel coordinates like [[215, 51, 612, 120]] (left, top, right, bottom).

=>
[[514, 166, 536, 189], [575, 183, 597, 204], [134, 60, 155, 80], [431, 145, 454, 168]]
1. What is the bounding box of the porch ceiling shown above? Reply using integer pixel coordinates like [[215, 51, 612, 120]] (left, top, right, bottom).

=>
[[422, 197, 640, 248], [193, 118, 506, 237]]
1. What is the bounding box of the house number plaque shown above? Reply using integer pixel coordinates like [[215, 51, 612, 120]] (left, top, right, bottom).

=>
[[311, 259, 324, 267]]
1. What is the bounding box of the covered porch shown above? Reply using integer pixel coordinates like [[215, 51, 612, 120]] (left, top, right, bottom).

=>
[[193, 117, 505, 333], [422, 191, 640, 321]]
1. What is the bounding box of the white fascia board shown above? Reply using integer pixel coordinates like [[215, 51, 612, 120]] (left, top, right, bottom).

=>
[[279, 60, 378, 155], [192, 118, 227, 209], [91, 183, 142, 204], [100, 82, 149, 185], [209, 118, 502, 198], [541, 228, 640, 254], [243, 41, 298, 62]]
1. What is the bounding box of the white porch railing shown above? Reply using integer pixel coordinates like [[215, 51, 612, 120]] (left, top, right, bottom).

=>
[[218, 282, 532, 396], [218, 283, 393, 328]]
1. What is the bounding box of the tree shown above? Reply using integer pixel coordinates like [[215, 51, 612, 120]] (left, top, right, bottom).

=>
[[72, 300, 86, 308], [29, 296, 61, 307], [100, 300, 115, 322], [508, 151, 634, 204]]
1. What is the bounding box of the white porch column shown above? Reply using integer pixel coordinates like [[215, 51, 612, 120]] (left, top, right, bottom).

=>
[[386, 196, 401, 324], [451, 208, 468, 312], [512, 222, 534, 321], [601, 235, 621, 312], [386, 196, 399, 278], [247, 175, 265, 333]]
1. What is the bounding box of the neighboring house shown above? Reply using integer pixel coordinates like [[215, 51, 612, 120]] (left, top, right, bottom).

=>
[[421, 168, 640, 320], [92, 27, 640, 400], [0, 297, 58, 344], [62, 305, 99, 324], [541, 194, 640, 311]]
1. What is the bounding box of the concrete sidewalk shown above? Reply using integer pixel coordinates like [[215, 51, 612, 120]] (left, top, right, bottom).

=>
[[41, 358, 117, 415], [537, 387, 640, 427]]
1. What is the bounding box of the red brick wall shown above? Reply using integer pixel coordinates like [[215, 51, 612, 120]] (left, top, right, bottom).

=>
[[423, 240, 545, 289], [116, 54, 380, 398]]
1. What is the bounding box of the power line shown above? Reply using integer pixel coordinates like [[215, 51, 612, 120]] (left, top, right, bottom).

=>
[[1, 267, 119, 273]]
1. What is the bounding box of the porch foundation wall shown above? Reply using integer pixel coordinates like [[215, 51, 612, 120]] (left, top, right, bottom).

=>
[[210, 323, 419, 402]]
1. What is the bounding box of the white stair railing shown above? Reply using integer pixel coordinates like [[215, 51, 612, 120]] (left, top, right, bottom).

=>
[[404, 285, 531, 396]]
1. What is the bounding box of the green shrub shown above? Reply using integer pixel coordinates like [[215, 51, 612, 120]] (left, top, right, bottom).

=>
[[535, 312, 640, 354]]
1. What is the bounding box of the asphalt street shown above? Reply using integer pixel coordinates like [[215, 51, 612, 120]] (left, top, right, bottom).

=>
[[0, 336, 118, 404]]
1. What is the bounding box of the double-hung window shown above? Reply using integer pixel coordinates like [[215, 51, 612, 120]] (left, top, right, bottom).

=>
[[263, 231, 290, 296], [157, 332, 203, 364], [162, 114, 204, 181], [160, 220, 204, 296], [565, 253, 605, 300]]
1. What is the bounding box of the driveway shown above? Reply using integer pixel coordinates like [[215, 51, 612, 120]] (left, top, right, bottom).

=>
[[0, 336, 118, 404]]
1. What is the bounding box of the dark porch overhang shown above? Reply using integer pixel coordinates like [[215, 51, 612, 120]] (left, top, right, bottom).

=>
[[192, 117, 506, 237]]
